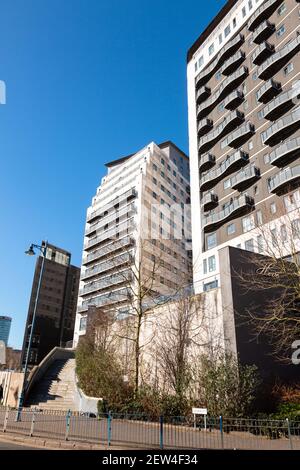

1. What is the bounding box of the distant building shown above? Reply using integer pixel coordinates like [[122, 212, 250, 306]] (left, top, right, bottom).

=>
[[0, 347, 21, 371], [21, 241, 80, 368], [0, 316, 12, 346]]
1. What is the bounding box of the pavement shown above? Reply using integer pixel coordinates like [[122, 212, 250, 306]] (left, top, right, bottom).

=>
[[0, 440, 46, 450]]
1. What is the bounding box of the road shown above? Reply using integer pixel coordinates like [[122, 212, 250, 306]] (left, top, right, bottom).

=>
[[0, 441, 45, 450]]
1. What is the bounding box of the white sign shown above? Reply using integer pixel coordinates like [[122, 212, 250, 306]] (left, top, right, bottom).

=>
[[0, 341, 6, 365], [192, 407, 207, 415]]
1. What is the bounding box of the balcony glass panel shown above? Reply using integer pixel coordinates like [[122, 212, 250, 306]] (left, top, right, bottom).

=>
[[262, 107, 300, 147], [257, 36, 300, 80]]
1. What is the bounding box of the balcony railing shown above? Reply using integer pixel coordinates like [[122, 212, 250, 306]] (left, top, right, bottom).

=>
[[202, 195, 254, 233], [252, 41, 274, 65], [196, 86, 211, 104], [224, 90, 244, 110], [257, 36, 300, 80], [197, 66, 248, 119], [80, 271, 132, 296], [248, 0, 282, 32], [253, 20, 275, 44], [200, 149, 248, 192], [221, 50, 245, 76], [87, 188, 137, 223], [84, 220, 135, 251], [81, 252, 132, 280], [198, 110, 244, 154], [78, 288, 131, 313], [262, 107, 300, 146], [269, 165, 300, 195], [201, 192, 218, 212], [195, 33, 244, 88], [197, 118, 213, 137], [262, 88, 298, 121], [269, 137, 300, 167], [226, 122, 255, 148], [231, 165, 261, 191], [85, 203, 136, 237], [256, 79, 281, 104], [199, 153, 215, 173], [82, 235, 134, 266]]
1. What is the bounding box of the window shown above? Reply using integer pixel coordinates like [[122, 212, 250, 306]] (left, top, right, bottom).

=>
[[248, 140, 253, 150], [227, 223, 236, 235], [248, 0, 253, 10], [206, 232, 217, 250], [257, 110, 264, 120], [152, 191, 157, 200], [79, 317, 87, 332], [257, 235, 264, 253], [219, 33, 223, 44], [270, 202, 277, 214], [208, 255, 216, 272], [218, 101, 225, 113], [277, 24, 286, 37], [203, 259, 207, 275], [277, 3, 286, 16], [242, 6, 246, 17], [152, 177, 157, 185], [233, 17, 237, 28], [209, 43, 215, 56], [264, 153, 270, 164], [245, 238, 254, 252], [242, 214, 255, 233], [292, 219, 300, 239], [153, 163, 157, 171], [284, 63, 294, 76], [257, 210, 263, 225], [195, 61, 198, 72], [271, 228, 277, 247], [252, 71, 258, 81], [198, 56, 204, 68], [203, 280, 218, 292], [216, 71, 222, 81], [280, 224, 287, 242], [224, 178, 231, 190], [161, 158, 165, 165], [224, 25, 231, 38], [254, 185, 259, 196]]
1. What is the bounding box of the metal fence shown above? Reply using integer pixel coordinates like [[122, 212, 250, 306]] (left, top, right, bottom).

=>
[[0, 407, 299, 450]]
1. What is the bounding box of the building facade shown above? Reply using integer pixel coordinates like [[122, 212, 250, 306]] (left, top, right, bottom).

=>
[[187, 0, 300, 293], [73, 141, 192, 346], [21, 242, 80, 367], [0, 316, 12, 346]]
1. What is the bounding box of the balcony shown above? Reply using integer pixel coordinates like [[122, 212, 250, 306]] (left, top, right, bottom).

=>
[[82, 236, 134, 266], [87, 188, 137, 223], [252, 41, 274, 66], [198, 110, 244, 154], [81, 252, 132, 281], [202, 195, 254, 233], [257, 36, 300, 80], [197, 118, 213, 137], [80, 271, 132, 297], [200, 149, 249, 192], [195, 33, 244, 88], [85, 203, 136, 237], [226, 122, 255, 148], [197, 66, 248, 119], [256, 79, 281, 104], [262, 107, 300, 147], [248, 0, 283, 32], [269, 165, 300, 195], [224, 90, 244, 110], [196, 86, 211, 104], [84, 220, 135, 251], [199, 153, 215, 172], [269, 137, 300, 167], [78, 288, 131, 313], [221, 51, 245, 76], [262, 88, 298, 121], [201, 192, 218, 212], [231, 165, 261, 191], [253, 20, 275, 44]]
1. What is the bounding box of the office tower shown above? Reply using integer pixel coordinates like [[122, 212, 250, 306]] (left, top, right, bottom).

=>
[[73, 141, 192, 346], [21, 241, 80, 367], [0, 316, 12, 346], [187, 0, 300, 294]]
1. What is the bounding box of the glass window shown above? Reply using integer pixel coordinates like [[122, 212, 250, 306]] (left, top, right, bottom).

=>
[[206, 232, 217, 250], [252, 71, 258, 81], [233, 17, 237, 28], [248, 141, 253, 150], [242, 214, 255, 233], [277, 3, 286, 16], [257, 210, 263, 225], [153, 163, 157, 171], [152, 177, 157, 185], [219, 33, 223, 44], [257, 110, 264, 120], [203, 280, 218, 292], [271, 228, 277, 247], [224, 178, 231, 190], [245, 238, 254, 252], [284, 63, 294, 76], [198, 56, 204, 68], [277, 24, 286, 37], [209, 43, 215, 56], [203, 259, 207, 274], [224, 25, 231, 37], [227, 223, 236, 235], [270, 202, 277, 214], [79, 316, 87, 331], [248, 0, 253, 10], [216, 71, 222, 81], [292, 219, 300, 239], [242, 6, 246, 17], [280, 224, 287, 242], [244, 100, 249, 110], [264, 153, 270, 164], [257, 235, 264, 253], [218, 101, 225, 113], [208, 255, 216, 272], [161, 158, 165, 165]]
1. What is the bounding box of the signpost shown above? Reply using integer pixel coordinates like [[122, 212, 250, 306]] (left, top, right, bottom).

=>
[[192, 407, 208, 430], [0, 341, 5, 365]]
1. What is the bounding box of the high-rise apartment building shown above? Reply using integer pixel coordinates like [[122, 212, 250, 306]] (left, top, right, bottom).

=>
[[187, 0, 300, 293], [73, 141, 192, 346], [21, 242, 80, 367], [0, 316, 12, 346]]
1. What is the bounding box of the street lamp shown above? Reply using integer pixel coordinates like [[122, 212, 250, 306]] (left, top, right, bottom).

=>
[[16, 240, 48, 420]]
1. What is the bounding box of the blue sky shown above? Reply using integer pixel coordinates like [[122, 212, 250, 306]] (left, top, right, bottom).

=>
[[0, 0, 226, 348]]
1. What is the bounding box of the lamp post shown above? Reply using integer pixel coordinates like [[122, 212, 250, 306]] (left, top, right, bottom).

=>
[[16, 241, 48, 420]]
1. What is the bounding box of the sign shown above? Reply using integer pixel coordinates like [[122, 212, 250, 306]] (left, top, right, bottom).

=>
[[192, 407, 207, 415], [0, 341, 6, 365]]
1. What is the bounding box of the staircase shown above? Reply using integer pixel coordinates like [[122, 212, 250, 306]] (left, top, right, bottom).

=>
[[27, 358, 77, 411]]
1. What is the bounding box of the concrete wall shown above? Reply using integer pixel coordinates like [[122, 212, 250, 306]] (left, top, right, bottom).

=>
[[0, 371, 24, 408]]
